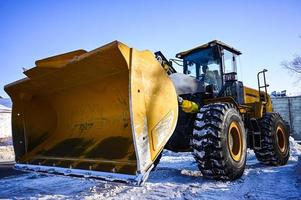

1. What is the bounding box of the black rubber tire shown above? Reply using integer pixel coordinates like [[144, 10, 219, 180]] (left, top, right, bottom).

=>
[[254, 113, 290, 165], [192, 103, 247, 180]]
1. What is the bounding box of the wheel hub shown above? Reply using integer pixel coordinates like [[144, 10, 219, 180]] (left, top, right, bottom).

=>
[[276, 126, 287, 153], [228, 121, 243, 162]]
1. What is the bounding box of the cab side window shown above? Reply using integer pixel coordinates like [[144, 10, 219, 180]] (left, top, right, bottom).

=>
[[223, 49, 237, 74]]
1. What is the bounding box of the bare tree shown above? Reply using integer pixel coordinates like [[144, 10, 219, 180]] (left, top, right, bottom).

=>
[[281, 55, 301, 75], [281, 36, 301, 80]]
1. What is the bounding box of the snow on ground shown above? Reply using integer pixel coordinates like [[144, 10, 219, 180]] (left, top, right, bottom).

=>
[[0, 138, 300, 200]]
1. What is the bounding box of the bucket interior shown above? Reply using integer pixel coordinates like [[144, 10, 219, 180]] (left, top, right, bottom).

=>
[[6, 42, 137, 175]]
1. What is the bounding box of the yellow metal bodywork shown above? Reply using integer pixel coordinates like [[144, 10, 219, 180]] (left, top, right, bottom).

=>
[[4, 41, 178, 180], [180, 100, 199, 113], [202, 86, 273, 119], [243, 86, 273, 118]]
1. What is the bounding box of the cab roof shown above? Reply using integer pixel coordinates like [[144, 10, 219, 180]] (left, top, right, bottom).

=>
[[176, 40, 242, 59]]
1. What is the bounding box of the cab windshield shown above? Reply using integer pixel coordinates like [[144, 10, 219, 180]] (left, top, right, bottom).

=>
[[183, 47, 222, 92]]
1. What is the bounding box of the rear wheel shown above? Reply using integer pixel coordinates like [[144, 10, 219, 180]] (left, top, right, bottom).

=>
[[254, 113, 290, 165], [192, 103, 247, 180]]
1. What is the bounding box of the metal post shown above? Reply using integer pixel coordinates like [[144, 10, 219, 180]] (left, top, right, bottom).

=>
[[263, 71, 268, 102], [288, 97, 293, 136]]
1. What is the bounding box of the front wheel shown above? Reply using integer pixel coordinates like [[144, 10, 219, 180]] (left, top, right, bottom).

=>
[[192, 103, 247, 180]]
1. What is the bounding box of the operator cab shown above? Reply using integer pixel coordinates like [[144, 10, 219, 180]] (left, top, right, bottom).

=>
[[176, 40, 241, 96]]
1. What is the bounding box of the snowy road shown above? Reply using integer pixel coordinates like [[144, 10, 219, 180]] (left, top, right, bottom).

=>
[[0, 138, 300, 200]]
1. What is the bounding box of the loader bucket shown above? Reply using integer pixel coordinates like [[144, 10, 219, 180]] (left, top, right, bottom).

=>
[[4, 41, 178, 185]]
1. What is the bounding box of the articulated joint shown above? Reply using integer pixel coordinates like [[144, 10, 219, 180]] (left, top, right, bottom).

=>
[[178, 97, 199, 113]]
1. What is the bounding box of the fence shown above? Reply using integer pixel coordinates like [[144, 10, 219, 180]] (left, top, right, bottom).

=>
[[272, 96, 301, 140], [0, 106, 12, 139]]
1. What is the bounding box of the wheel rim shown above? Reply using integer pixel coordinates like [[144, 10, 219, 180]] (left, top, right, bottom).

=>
[[228, 121, 242, 162], [276, 126, 287, 153]]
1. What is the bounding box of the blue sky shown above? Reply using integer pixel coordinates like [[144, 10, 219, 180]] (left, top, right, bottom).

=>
[[0, 0, 300, 97]]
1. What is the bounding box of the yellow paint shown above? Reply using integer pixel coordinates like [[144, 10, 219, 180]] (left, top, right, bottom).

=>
[[243, 86, 273, 118], [180, 100, 199, 113], [227, 121, 242, 162], [5, 41, 178, 176], [35, 49, 87, 68], [128, 46, 178, 168], [276, 125, 287, 153], [202, 86, 273, 120]]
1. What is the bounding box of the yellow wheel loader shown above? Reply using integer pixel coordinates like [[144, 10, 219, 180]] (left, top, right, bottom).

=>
[[4, 40, 290, 185]]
